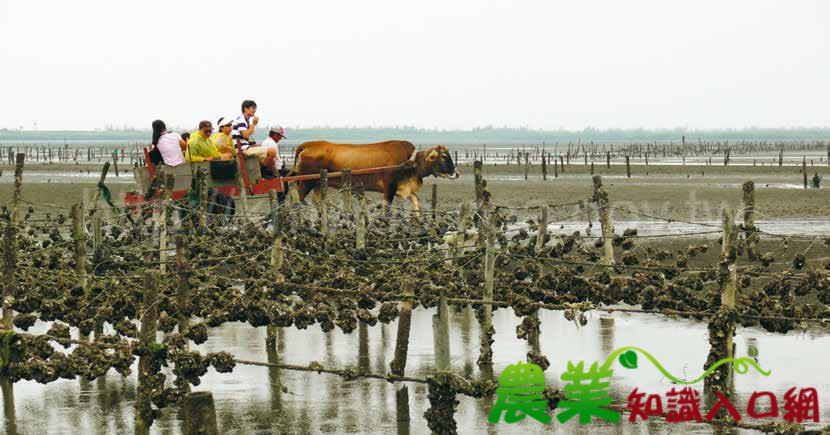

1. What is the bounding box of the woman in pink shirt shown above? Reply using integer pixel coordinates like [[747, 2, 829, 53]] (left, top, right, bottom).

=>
[[150, 120, 186, 167]]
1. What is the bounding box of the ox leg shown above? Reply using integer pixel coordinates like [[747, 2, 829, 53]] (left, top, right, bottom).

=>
[[383, 182, 397, 215], [297, 181, 315, 203], [408, 195, 421, 216]]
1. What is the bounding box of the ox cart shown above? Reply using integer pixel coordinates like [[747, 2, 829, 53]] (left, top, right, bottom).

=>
[[124, 141, 414, 210]]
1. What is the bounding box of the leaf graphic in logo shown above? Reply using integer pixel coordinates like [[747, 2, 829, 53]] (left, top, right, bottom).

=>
[[748, 344, 759, 358], [619, 350, 638, 369]]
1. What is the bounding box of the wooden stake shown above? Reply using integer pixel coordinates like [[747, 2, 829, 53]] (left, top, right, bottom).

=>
[[341, 168, 353, 214], [535, 205, 548, 255], [158, 174, 174, 274], [478, 207, 496, 367], [356, 193, 367, 251], [625, 155, 631, 178], [432, 289, 451, 372], [319, 169, 328, 237], [474, 161, 483, 205], [1, 224, 16, 330], [431, 184, 438, 221], [10, 154, 24, 225], [175, 235, 191, 346], [267, 190, 284, 348], [541, 154, 547, 181], [135, 271, 159, 435], [390, 286, 414, 376], [181, 391, 219, 435], [717, 207, 738, 387], [803, 156, 808, 189], [742, 181, 758, 261], [593, 176, 614, 266]]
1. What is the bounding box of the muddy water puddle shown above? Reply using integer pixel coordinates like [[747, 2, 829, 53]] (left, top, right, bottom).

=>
[[3, 307, 829, 434]]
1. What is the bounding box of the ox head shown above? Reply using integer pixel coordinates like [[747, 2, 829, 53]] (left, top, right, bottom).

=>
[[421, 145, 459, 179]]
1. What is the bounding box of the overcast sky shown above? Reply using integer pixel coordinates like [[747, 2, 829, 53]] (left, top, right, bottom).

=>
[[1, 0, 828, 131]]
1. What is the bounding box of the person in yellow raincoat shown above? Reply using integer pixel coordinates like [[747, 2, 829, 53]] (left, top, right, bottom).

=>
[[186, 120, 226, 162]]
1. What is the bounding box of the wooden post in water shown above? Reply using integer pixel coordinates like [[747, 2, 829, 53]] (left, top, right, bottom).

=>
[[175, 235, 191, 349], [523, 152, 530, 180], [10, 154, 24, 226], [319, 169, 328, 237], [2, 223, 17, 330], [535, 205, 548, 256], [88, 162, 110, 219], [72, 204, 89, 339], [553, 155, 558, 178], [198, 168, 208, 229], [267, 190, 284, 348], [606, 151, 610, 168], [432, 288, 451, 372], [529, 205, 548, 351], [708, 208, 737, 391], [112, 151, 119, 176], [158, 174, 174, 274], [742, 181, 758, 261], [135, 271, 159, 435], [390, 286, 414, 376], [2, 155, 26, 330], [803, 156, 808, 189], [431, 184, 438, 221], [541, 154, 547, 181], [474, 161, 483, 206], [182, 391, 219, 435], [592, 176, 614, 266], [478, 207, 496, 368], [625, 155, 631, 178]]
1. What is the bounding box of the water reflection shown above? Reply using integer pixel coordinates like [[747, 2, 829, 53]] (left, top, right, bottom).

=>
[[2, 308, 829, 433]]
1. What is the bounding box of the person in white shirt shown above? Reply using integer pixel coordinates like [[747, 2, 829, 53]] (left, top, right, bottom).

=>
[[261, 125, 286, 176], [150, 120, 185, 167]]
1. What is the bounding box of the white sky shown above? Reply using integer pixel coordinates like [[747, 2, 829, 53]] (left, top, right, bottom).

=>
[[1, 0, 828, 131]]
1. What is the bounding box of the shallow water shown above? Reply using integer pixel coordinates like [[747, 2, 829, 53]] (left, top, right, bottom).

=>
[[3, 306, 829, 434]]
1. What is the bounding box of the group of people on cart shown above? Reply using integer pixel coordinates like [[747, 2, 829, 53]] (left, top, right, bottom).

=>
[[149, 99, 286, 178]]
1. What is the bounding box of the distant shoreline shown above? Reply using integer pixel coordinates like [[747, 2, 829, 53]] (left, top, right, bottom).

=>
[[4, 127, 830, 145]]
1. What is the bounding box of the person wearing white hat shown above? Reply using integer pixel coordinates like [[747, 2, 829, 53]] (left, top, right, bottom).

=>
[[210, 116, 235, 158], [260, 124, 286, 178]]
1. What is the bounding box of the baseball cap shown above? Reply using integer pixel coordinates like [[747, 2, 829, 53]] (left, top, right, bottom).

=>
[[270, 125, 287, 138], [217, 116, 233, 127]]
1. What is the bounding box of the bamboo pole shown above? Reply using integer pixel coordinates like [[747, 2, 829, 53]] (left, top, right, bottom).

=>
[[72, 203, 90, 340], [593, 176, 614, 266]]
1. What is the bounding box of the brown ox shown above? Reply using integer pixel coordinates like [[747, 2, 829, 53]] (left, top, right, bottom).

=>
[[291, 140, 459, 212]]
